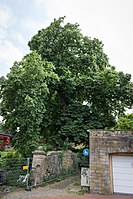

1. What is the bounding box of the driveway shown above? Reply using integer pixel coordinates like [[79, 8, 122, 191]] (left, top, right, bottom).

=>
[[20, 195, 133, 199], [2, 175, 133, 199]]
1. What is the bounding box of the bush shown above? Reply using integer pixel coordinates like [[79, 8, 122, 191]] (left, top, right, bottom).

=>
[[78, 152, 89, 168]]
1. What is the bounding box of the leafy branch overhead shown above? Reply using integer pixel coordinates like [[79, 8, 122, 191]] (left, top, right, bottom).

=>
[[114, 113, 133, 130], [0, 17, 133, 155]]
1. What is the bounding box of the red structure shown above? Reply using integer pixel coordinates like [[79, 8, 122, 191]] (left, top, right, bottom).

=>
[[0, 134, 10, 149]]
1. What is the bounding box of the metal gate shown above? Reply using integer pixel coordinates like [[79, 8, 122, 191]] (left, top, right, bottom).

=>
[[0, 157, 32, 189]]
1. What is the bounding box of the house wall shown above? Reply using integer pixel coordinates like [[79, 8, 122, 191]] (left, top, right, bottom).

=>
[[89, 130, 133, 194]]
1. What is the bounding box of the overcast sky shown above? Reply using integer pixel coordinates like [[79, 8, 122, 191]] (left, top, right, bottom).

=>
[[0, 0, 133, 80]]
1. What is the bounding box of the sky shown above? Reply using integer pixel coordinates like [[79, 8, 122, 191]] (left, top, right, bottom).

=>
[[0, 0, 133, 80]]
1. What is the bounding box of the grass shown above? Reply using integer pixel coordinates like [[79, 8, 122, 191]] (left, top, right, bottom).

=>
[[73, 180, 81, 186]]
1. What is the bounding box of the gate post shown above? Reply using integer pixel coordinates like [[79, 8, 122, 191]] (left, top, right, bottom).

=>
[[32, 150, 46, 186], [25, 157, 31, 191]]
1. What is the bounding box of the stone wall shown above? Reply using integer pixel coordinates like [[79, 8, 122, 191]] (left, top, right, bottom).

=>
[[32, 150, 78, 186], [89, 130, 133, 194]]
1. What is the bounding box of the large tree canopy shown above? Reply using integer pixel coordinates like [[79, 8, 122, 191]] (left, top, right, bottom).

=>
[[0, 17, 133, 154]]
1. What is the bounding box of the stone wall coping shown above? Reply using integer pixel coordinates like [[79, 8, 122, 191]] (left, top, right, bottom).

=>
[[32, 150, 73, 156], [90, 135, 133, 138], [87, 129, 133, 132], [89, 130, 133, 138], [32, 150, 46, 155], [47, 151, 59, 156]]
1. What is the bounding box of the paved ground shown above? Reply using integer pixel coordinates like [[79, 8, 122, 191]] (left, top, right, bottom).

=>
[[29, 196, 133, 199], [1, 175, 133, 199]]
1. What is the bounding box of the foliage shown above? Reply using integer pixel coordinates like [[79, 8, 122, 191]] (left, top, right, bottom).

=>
[[28, 17, 133, 148], [0, 17, 133, 154], [114, 113, 133, 130], [39, 143, 55, 152], [0, 150, 23, 159], [78, 153, 89, 168], [0, 122, 3, 133], [0, 51, 58, 155]]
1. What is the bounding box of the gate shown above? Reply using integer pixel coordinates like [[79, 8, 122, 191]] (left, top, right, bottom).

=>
[[0, 157, 32, 189], [0, 150, 80, 188]]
